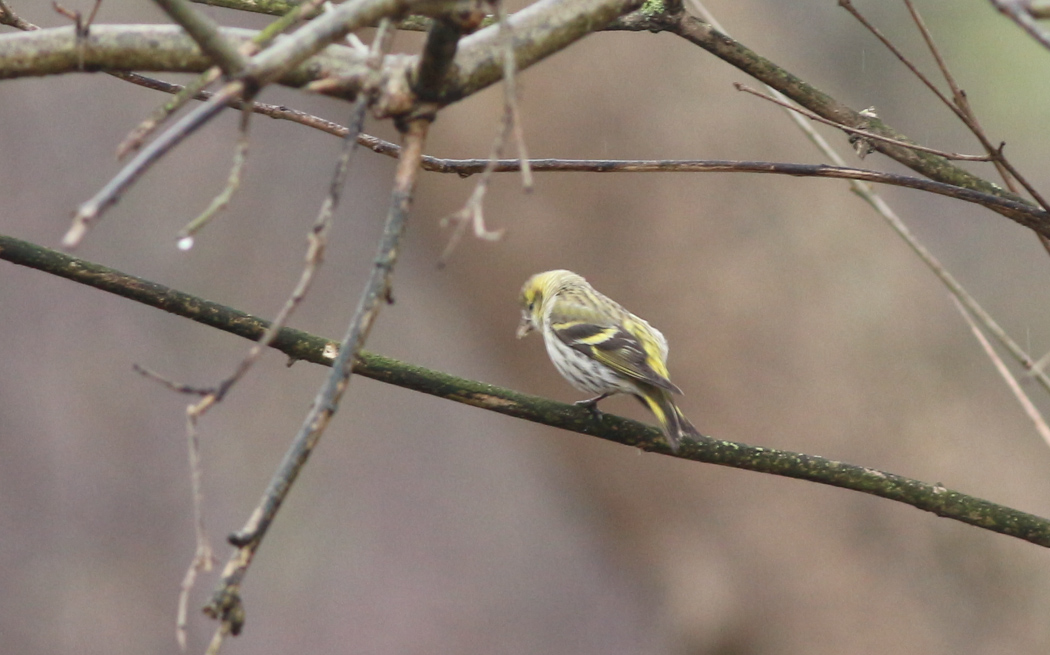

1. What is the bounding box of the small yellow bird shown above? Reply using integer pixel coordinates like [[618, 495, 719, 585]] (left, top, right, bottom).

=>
[[517, 269, 699, 452]]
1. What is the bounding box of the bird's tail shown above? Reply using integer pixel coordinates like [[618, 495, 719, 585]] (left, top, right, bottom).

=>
[[638, 387, 700, 453]]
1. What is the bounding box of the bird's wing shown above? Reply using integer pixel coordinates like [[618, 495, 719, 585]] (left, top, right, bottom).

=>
[[549, 302, 681, 394]]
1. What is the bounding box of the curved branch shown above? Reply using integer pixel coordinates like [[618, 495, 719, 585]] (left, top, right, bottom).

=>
[[3, 231, 1050, 549]]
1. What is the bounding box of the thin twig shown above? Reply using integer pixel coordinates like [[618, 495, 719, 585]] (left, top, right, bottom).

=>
[[734, 83, 991, 161], [437, 103, 514, 263], [838, 0, 965, 123], [496, 0, 532, 190], [118, 68, 223, 160], [435, 0, 535, 265], [132, 363, 213, 396], [995, 0, 1050, 48], [68, 0, 408, 247], [169, 26, 392, 648], [114, 72, 348, 156], [238, 0, 409, 87], [66, 81, 245, 248], [414, 156, 1050, 231], [200, 117, 430, 638], [175, 410, 213, 652], [131, 363, 215, 650], [81, 67, 1044, 231], [203, 621, 230, 655], [0, 0, 35, 29], [952, 296, 1050, 449], [177, 103, 253, 245]]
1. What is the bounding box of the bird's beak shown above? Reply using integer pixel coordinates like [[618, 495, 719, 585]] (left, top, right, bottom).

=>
[[516, 314, 534, 339]]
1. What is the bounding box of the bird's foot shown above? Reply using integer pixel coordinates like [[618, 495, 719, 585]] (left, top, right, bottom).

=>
[[575, 393, 610, 420]]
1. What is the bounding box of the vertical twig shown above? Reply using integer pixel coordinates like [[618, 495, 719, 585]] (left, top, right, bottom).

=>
[[175, 412, 213, 652], [177, 103, 254, 246], [496, 0, 532, 190], [201, 116, 430, 641]]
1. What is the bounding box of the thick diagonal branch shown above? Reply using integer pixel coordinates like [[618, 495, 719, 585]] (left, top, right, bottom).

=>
[[4, 232, 1050, 550]]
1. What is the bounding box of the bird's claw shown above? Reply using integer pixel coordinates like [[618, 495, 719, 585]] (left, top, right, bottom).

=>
[[575, 397, 605, 421]]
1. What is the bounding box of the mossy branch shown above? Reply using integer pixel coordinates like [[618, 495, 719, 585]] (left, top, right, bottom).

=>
[[3, 232, 1050, 550]]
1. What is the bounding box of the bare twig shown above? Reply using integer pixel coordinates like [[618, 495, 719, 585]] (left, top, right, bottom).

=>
[[496, 0, 532, 190], [118, 70, 223, 160], [200, 117, 429, 640], [0, 0, 35, 30], [734, 83, 991, 161], [132, 363, 214, 396], [175, 411, 213, 652], [855, 0, 1050, 253], [66, 0, 411, 247], [238, 0, 409, 87], [414, 14, 465, 97], [52, 0, 100, 33], [66, 82, 246, 248], [438, 165, 506, 264], [0, 4, 252, 170], [837, 0, 965, 122], [392, 155, 1050, 232], [986, 0, 1050, 51], [115, 71, 344, 158], [131, 363, 215, 650], [177, 103, 253, 246], [203, 621, 231, 655], [952, 296, 1050, 449], [166, 27, 393, 648]]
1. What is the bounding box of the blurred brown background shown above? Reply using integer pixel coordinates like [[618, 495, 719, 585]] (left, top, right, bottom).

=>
[[3, 1, 1050, 653]]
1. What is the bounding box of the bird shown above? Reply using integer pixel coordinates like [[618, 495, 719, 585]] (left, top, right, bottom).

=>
[[517, 269, 699, 452]]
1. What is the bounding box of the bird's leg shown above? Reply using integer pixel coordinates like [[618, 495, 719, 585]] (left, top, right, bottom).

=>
[[575, 393, 612, 420]]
